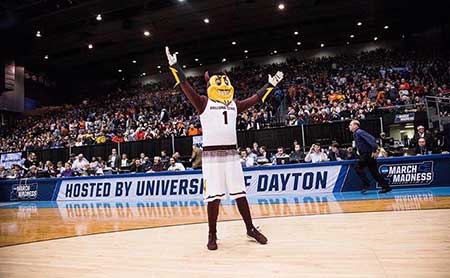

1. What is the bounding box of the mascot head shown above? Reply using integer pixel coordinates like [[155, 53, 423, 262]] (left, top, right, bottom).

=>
[[205, 71, 234, 105]]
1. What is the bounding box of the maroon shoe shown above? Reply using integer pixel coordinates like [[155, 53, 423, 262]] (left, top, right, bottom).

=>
[[207, 232, 218, 250], [247, 226, 268, 244]]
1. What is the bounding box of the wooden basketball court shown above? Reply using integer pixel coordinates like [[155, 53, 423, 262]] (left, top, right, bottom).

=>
[[1, 188, 450, 277]]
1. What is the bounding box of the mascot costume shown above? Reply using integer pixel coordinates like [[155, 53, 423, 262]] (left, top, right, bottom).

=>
[[165, 47, 283, 250]]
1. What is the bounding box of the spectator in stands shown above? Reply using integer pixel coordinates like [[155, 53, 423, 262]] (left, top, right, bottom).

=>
[[289, 144, 305, 163], [415, 138, 432, 155], [23, 152, 38, 171], [25, 165, 39, 178], [0, 165, 8, 179], [56, 161, 64, 175], [251, 142, 261, 156], [130, 159, 145, 173], [72, 154, 89, 174], [305, 144, 328, 163], [167, 157, 186, 171], [7, 164, 23, 179], [96, 160, 106, 175], [172, 152, 181, 161], [61, 163, 75, 177], [274, 147, 289, 165], [120, 154, 131, 171], [108, 148, 121, 170], [160, 150, 170, 170], [344, 147, 358, 160], [328, 143, 346, 161], [45, 162, 58, 177], [149, 156, 164, 172], [256, 146, 271, 164], [412, 126, 430, 147], [88, 157, 99, 175], [139, 153, 146, 164], [240, 149, 255, 167], [190, 145, 202, 169], [142, 156, 152, 171], [187, 124, 201, 136]]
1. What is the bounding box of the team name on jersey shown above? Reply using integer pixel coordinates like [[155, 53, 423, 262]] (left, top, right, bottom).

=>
[[209, 105, 236, 111]]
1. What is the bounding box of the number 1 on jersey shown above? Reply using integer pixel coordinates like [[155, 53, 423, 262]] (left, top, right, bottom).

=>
[[222, 111, 228, 125]]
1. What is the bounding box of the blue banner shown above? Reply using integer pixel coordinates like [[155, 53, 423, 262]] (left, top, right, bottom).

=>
[[0, 154, 449, 202]]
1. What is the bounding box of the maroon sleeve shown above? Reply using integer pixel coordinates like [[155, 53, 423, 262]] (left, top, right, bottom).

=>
[[179, 81, 208, 114], [236, 94, 261, 113]]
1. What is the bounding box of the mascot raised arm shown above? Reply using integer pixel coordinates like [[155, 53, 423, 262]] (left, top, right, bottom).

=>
[[165, 46, 283, 250]]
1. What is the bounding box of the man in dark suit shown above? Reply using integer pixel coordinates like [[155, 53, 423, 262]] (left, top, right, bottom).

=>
[[108, 148, 121, 172], [349, 120, 392, 194], [415, 138, 432, 155], [411, 125, 430, 148]]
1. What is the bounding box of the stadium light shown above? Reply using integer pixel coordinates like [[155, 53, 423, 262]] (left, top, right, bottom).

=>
[[294, 31, 299, 35], [118, 69, 122, 73], [350, 34, 354, 38], [244, 50, 248, 53], [222, 58, 227, 62], [384, 25, 389, 29], [278, 3, 285, 10], [297, 41, 301, 45], [96, 14, 102, 21], [144, 31, 150, 37], [373, 36, 378, 41], [203, 18, 210, 24], [232, 41, 237, 45], [157, 65, 161, 69], [195, 58, 199, 61], [183, 65, 187, 68], [44, 55, 48, 60], [88, 43, 93, 49], [357, 21, 362, 26], [320, 43, 325, 48]]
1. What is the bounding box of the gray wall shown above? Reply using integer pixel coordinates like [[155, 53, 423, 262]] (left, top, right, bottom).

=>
[[0, 66, 25, 113]]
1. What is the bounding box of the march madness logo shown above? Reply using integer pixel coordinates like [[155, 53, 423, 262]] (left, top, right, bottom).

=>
[[10, 179, 38, 201], [379, 161, 434, 186]]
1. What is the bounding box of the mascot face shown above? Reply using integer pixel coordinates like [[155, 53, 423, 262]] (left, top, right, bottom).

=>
[[206, 73, 234, 105]]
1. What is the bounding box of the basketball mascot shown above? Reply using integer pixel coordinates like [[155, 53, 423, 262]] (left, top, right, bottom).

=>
[[165, 47, 283, 250]]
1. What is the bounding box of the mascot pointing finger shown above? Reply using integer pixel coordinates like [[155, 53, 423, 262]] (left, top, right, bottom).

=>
[[165, 46, 283, 250]]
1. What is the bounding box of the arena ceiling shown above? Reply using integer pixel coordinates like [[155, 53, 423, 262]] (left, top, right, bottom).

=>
[[0, 0, 447, 79]]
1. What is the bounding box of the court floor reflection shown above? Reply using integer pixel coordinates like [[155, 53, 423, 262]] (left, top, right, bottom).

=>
[[1, 187, 450, 247]]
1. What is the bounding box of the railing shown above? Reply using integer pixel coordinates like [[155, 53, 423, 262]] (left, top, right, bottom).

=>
[[426, 96, 450, 131]]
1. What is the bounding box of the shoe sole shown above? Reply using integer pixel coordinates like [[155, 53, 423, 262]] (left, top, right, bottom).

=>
[[246, 234, 268, 244]]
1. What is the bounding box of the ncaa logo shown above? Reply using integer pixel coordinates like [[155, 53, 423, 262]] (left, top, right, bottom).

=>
[[379, 166, 389, 175]]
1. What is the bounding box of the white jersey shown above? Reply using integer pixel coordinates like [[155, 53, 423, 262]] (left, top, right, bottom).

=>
[[200, 99, 237, 147]]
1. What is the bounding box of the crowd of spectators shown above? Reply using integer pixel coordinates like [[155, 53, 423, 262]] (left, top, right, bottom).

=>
[[1, 48, 449, 153], [1, 122, 447, 180]]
